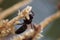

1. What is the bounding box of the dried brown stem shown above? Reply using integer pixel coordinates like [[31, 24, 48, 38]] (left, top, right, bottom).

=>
[[32, 11, 60, 40], [40, 10, 60, 29], [0, 0, 31, 20]]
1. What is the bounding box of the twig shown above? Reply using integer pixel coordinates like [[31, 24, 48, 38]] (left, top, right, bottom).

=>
[[32, 10, 60, 40], [40, 10, 60, 29], [0, 0, 31, 20]]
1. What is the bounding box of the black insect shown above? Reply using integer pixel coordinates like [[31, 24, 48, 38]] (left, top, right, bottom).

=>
[[15, 10, 34, 34]]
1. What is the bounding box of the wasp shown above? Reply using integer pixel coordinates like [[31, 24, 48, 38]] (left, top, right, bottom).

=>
[[15, 10, 34, 34]]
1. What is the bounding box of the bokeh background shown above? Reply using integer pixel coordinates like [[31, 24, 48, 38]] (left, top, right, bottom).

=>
[[0, 0, 60, 40]]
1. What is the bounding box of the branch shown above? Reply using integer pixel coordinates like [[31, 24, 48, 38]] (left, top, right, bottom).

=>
[[32, 4, 60, 40], [0, 0, 32, 20], [40, 10, 60, 29], [32, 10, 60, 40]]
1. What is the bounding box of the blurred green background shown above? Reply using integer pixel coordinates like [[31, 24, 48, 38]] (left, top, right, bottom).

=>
[[0, 0, 23, 20], [0, 0, 22, 10], [0, 0, 60, 40]]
